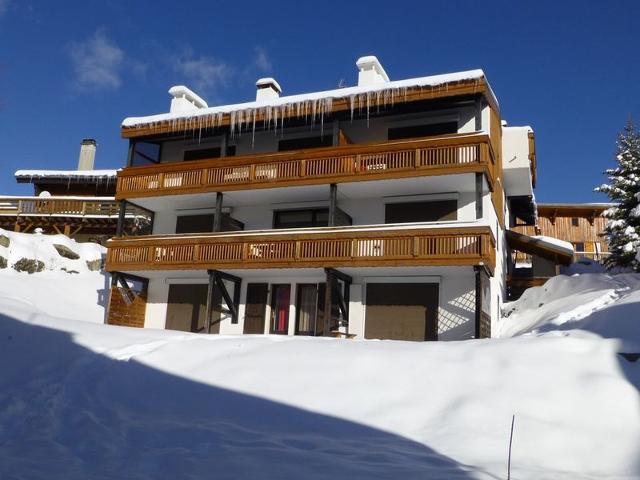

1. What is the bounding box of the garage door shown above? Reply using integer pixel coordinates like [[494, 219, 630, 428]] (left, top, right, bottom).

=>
[[365, 283, 439, 341]]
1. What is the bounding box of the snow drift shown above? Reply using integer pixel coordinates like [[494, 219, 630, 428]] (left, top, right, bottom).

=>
[[500, 273, 640, 350]]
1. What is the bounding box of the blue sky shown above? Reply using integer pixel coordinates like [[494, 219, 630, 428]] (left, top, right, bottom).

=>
[[0, 0, 638, 201]]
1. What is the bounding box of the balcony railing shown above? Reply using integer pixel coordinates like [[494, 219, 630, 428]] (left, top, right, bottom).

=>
[[0, 196, 123, 218], [106, 224, 495, 274], [116, 133, 496, 199]]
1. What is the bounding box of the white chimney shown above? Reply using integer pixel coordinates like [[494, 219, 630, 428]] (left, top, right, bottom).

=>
[[256, 78, 282, 101], [356, 56, 390, 86], [168, 85, 208, 113], [78, 138, 96, 170]]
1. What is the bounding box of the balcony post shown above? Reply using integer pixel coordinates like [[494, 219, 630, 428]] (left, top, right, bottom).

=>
[[474, 265, 482, 339], [126, 141, 135, 167], [475, 172, 483, 220], [116, 200, 127, 237], [213, 192, 223, 232], [328, 183, 337, 227], [323, 268, 333, 336], [205, 269, 215, 334]]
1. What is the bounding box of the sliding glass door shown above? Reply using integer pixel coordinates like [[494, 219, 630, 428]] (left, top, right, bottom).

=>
[[270, 284, 291, 334]]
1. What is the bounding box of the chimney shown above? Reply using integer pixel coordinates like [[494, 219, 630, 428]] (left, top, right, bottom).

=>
[[168, 85, 208, 113], [256, 78, 282, 101], [356, 56, 390, 86], [78, 138, 96, 170]]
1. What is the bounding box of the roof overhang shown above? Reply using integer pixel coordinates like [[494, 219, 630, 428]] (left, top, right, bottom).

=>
[[506, 230, 573, 266], [120, 70, 498, 139]]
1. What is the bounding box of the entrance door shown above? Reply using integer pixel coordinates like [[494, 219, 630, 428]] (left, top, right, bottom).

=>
[[243, 283, 268, 334], [270, 284, 291, 334], [365, 283, 439, 341]]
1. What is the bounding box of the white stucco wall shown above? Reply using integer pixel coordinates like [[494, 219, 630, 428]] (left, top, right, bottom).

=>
[[144, 279, 169, 329]]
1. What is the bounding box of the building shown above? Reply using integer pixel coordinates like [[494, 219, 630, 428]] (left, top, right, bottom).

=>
[[508, 203, 612, 297], [0, 139, 152, 243], [105, 56, 543, 341]]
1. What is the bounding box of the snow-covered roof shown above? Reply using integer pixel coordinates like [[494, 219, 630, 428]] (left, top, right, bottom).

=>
[[15, 170, 118, 181], [122, 69, 495, 130]]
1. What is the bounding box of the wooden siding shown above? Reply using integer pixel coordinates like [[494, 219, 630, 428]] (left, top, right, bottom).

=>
[[514, 213, 608, 251], [115, 133, 497, 200], [106, 226, 496, 274], [106, 287, 147, 328], [121, 78, 496, 139]]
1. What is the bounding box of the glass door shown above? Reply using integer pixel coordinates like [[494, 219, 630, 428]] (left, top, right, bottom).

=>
[[270, 284, 291, 334]]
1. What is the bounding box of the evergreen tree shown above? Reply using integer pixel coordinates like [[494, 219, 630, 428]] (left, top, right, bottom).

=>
[[595, 121, 640, 270]]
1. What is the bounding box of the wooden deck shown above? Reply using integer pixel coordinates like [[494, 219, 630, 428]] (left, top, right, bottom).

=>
[[116, 133, 498, 200], [0, 196, 150, 236], [106, 225, 496, 274]]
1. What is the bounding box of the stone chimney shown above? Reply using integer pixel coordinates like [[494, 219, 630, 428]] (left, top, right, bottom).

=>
[[168, 85, 208, 113], [78, 138, 97, 170], [356, 56, 390, 86], [256, 78, 282, 101]]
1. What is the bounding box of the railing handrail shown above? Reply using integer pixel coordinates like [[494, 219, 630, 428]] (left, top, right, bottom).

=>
[[118, 132, 492, 177], [108, 221, 495, 246]]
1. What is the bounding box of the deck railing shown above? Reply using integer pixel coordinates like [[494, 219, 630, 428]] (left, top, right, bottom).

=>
[[0, 197, 121, 217], [116, 133, 496, 199], [106, 225, 495, 273]]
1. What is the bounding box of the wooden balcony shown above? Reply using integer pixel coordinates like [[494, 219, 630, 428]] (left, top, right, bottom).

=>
[[0, 196, 121, 218], [0, 196, 151, 235], [116, 133, 497, 200], [106, 224, 496, 274]]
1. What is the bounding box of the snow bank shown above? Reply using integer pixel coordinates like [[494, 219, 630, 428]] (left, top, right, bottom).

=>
[[500, 273, 640, 349], [0, 228, 104, 274], [0, 229, 107, 323]]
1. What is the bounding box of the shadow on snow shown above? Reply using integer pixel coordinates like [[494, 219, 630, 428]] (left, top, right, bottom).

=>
[[0, 313, 486, 480]]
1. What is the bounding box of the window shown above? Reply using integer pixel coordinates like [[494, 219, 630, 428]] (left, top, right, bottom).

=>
[[175, 214, 215, 234], [166, 284, 219, 333], [388, 122, 458, 141], [273, 208, 329, 229], [131, 142, 161, 166], [574, 242, 585, 252], [296, 284, 320, 335], [385, 200, 457, 224], [571, 217, 580, 227], [278, 136, 332, 152], [270, 284, 291, 334], [184, 146, 236, 161]]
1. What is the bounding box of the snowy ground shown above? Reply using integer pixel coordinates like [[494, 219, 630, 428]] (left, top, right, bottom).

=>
[[0, 233, 638, 479]]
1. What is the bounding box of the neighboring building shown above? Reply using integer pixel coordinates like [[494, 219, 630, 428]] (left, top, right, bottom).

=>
[[508, 203, 612, 298], [105, 56, 543, 341], [1, 139, 151, 243]]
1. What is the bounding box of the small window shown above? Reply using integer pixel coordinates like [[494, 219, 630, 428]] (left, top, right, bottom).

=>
[[184, 146, 236, 161], [274, 208, 329, 229], [388, 122, 458, 141], [278, 136, 332, 152], [175, 214, 215, 234], [574, 242, 585, 252], [385, 200, 457, 224], [571, 217, 580, 227]]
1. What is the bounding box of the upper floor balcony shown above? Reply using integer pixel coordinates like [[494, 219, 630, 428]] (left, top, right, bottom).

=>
[[115, 132, 499, 201]]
